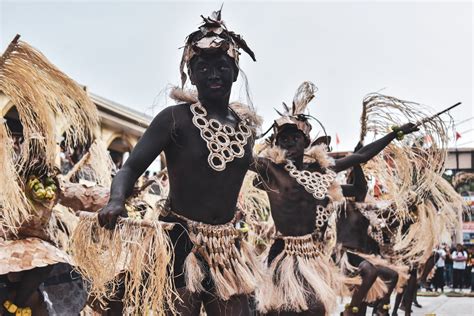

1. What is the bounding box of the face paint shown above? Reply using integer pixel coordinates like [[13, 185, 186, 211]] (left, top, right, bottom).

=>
[[189, 53, 237, 101], [276, 126, 307, 160]]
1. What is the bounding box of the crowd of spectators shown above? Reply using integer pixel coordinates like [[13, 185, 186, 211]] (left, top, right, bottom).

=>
[[432, 243, 474, 293]]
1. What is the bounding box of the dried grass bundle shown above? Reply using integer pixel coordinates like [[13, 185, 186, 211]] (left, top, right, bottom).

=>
[[0, 37, 99, 172], [0, 37, 100, 235], [390, 172, 462, 266], [70, 213, 176, 315], [0, 121, 32, 236], [360, 93, 451, 222]]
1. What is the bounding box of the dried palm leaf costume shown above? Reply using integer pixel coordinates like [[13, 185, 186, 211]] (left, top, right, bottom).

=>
[[255, 82, 348, 314], [343, 94, 462, 315], [0, 35, 100, 315], [359, 94, 460, 269]]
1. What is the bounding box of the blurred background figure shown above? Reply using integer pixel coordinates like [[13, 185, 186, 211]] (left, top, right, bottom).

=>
[[444, 243, 453, 288], [433, 245, 447, 292], [452, 244, 468, 292]]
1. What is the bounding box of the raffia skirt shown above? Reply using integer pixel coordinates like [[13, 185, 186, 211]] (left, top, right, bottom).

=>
[[163, 210, 264, 301], [255, 233, 348, 315]]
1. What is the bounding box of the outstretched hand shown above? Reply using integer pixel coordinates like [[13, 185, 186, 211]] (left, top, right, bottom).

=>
[[398, 122, 419, 135], [98, 201, 128, 230]]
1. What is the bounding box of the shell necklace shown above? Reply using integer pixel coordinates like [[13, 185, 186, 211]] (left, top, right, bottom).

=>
[[190, 102, 252, 171], [284, 160, 337, 232]]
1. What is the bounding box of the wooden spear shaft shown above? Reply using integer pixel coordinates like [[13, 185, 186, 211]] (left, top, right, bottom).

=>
[[416, 102, 461, 126], [77, 211, 175, 230]]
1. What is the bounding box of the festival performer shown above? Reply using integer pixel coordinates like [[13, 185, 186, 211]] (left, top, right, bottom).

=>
[[354, 94, 463, 316], [252, 82, 418, 315], [97, 9, 263, 315], [0, 35, 99, 315], [336, 144, 404, 316]]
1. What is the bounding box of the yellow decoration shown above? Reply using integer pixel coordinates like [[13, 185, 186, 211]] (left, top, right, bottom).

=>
[[3, 300, 18, 313], [16, 307, 32, 316]]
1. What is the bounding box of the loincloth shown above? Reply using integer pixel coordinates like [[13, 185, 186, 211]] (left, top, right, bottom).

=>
[[255, 233, 346, 314], [0, 237, 70, 275], [161, 209, 263, 301]]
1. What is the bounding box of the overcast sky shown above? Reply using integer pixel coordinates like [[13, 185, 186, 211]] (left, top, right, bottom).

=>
[[1, 0, 473, 151]]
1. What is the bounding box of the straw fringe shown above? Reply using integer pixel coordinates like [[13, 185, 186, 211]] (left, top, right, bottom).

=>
[[0, 38, 99, 236], [303, 144, 335, 168], [0, 123, 32, 236], [182, 216, 263, 300], [452, 172, 474, 190], [259, 146, 287, 164], [184, 251, 205, 293], [70, 215, 176, 315], [0, 39, 99, 172], [360, 94, 451, 224], [256, 235, 345, 314]]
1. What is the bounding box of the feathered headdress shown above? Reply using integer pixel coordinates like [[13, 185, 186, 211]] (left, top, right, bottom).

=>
[[272, 81, 318, 144], [179, 6, 256, 87]]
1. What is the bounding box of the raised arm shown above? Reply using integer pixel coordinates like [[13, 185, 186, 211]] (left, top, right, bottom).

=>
[[332, 123, 418, 173], [98, 106, 176, 229]]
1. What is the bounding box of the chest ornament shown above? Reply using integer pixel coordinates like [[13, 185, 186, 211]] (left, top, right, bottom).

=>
[[284, 160, 336, 200], [190, 102, 252, 171]]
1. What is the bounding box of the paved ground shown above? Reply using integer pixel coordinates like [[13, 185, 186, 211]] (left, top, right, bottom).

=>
[[334, 292, 474, 315]]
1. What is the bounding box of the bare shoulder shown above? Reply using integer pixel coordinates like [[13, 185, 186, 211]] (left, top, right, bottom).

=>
[[149, 103, 191, 129]]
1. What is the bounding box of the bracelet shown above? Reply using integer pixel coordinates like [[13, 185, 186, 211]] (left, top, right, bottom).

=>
[[383, 304, 391, 310], [391, 125, 405, 141]]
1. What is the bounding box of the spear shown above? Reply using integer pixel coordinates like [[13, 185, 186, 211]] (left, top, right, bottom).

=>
[[416, 102, 461, 126]]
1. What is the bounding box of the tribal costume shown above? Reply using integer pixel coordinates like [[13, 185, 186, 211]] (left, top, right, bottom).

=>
[[254, 82, 348, 315], [159, 202, 263, 301], [0, 36, 98, 315], [165, 83, 264, 300], [337, 200, 410, 293]]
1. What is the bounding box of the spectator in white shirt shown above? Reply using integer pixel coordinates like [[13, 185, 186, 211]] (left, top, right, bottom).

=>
[[452, 244, 467, 291], [433, 245, 446, 292]]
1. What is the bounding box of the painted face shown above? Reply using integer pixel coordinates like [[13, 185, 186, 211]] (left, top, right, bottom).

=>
[[276, 125, 307, 160], [189, 52, 238, 101]]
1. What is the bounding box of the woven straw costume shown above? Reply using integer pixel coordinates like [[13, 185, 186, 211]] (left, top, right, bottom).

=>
[[339, 94, 463, 313], [0, 36, 99, 315]]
